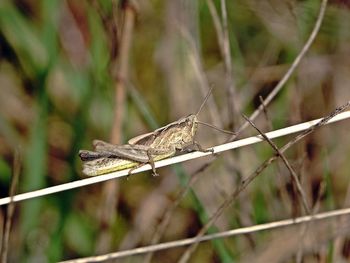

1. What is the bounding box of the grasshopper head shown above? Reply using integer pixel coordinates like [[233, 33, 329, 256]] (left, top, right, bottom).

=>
[[188, 114, 198, 135], [183, 114, 198, 140]]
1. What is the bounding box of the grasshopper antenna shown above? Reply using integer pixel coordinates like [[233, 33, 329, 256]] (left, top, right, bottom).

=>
[[196, 86, 213, 116], [197, 121, 236, 135], [196, 86, 236, 135]]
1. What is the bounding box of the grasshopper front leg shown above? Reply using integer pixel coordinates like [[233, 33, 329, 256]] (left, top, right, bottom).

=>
[[192, 140, 214, 154], [179, 140, 214, 154]]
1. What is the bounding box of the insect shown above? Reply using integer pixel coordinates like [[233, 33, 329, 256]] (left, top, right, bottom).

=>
[[79, 89, 234, 177]]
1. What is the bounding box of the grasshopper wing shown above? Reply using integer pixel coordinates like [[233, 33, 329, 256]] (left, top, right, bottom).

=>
[[95, 142, 151, 163], [80, 139, 149, 162], [128, 119, 182, 145], [93, 139, 115, 149], [128, 132, 156, 145]]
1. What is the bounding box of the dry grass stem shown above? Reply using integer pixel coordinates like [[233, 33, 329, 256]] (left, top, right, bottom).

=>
[[242, 114, 311, 214], [0, 109, 349, 206], [95, 1, 136, 254], [59, 207, 350, 263]]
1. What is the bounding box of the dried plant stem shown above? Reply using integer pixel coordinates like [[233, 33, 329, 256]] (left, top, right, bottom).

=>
[[0, 109, 349, 207], [219, 0, 237, 124], [206, 0, 238, 125], [59, 207, 350, 262], [259, 96, 293, 214], [0, 149, 21, 263], [96, 1, 136, 253], [111, 1, 135, 144], [178, 100, 349, 263], [206, 0, 224, 50], [242, 114, 311, 214]]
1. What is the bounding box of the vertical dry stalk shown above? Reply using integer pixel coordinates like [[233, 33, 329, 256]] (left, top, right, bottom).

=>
[[206, 0, 238, 126], [95, 0, 136, 253], [0, 149, 21, 263], [111, 2, 136, 144], [219, 0, 238, 126]]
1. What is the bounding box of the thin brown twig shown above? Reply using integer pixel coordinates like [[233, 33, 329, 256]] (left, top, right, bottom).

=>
[[259, 95, 273, 131], [258, 95, 293, 215], [242, 114, 311, 214], [0, 149, 21, 263], [244, 112, 317, 261], [259, 94, 301, 216], [177, 100, 348, 263]]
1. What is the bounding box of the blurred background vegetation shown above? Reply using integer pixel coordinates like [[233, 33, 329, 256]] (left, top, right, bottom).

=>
[[1, 0, 350, 262]]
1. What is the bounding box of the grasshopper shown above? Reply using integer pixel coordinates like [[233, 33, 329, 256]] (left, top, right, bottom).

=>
[[79, 89, 234, 176]]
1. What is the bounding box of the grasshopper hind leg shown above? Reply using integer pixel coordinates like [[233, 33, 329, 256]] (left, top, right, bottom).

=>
[[147, 151, 159, 176], [127, 161, 159, 178], [127, 152, 159, 177]]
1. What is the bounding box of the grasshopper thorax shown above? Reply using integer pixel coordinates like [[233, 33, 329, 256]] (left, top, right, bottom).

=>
[[175, 114, 198, 145], [150, 114, 198, 150]]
